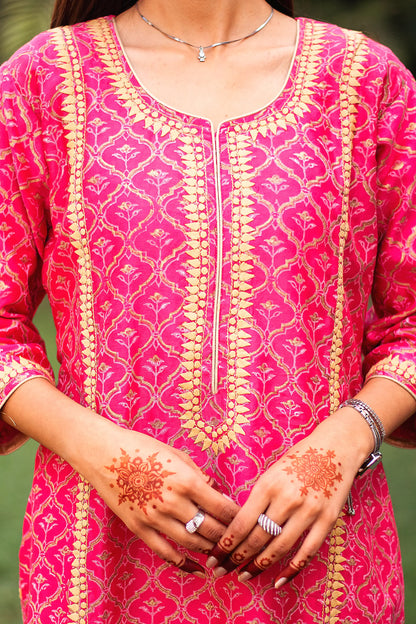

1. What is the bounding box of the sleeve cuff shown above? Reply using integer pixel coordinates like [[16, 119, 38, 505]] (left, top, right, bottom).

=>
[[365, 360, 416, 448], [0, 361, 55, 455]]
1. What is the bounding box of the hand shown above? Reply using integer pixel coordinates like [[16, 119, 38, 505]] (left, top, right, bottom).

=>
[[206, 412, 373, 588], [2, 379, 240, 578], [80, 424, 240, 577]]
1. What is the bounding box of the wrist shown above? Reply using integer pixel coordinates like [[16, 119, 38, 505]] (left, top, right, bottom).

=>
[[320, 407, 375, 468]]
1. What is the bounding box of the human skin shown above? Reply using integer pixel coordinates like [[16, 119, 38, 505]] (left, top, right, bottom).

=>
[[112, 0, 416, 586], [1, 0, 416, 585], [205, 377, 415, 586], [1, 378, 240, 575]]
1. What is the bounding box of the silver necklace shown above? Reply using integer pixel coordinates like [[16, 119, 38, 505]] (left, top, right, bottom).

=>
[[136, 4, 274, 62]]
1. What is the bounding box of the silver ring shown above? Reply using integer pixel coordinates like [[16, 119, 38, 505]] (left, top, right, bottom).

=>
[[185, 510, 205, 534], [257, 513, 282, 537]]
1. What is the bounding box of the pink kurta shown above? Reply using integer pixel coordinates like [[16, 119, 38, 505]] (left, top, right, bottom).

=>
[[1, 16, 416, 624]]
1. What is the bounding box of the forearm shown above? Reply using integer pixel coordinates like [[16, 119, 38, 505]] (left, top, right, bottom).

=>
[[0, 377, 118, 474], [324, 376, 416, 465]]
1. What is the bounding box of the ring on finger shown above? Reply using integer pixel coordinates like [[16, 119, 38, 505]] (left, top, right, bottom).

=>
[[185, 509, 206, 534], [257, 513, 282, 537]]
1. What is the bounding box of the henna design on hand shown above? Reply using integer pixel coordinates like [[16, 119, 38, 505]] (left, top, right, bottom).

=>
[[233, 551, 247, 564], [222, 535, 235, 549], [258, 555, 275, 569], [283, 447, 342, 498], [106, 449, 175, 514]]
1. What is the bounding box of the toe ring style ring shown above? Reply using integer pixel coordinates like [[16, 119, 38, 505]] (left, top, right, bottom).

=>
[[257, 513, 282, 537], [185, 510, 206, 534]]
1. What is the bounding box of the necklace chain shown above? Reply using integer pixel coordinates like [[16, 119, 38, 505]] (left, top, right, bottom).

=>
[[135, 3, 274, 62]]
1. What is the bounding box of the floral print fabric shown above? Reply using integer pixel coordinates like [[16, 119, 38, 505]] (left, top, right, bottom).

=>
[[0, 16, 415, 623]]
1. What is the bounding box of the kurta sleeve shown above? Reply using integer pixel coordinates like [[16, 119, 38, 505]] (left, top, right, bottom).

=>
[[362, 54, 416, 447], [0, 52, 55, 454]]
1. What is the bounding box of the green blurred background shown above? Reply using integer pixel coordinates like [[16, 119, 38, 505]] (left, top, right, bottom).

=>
[[0, 1, 415, 622]]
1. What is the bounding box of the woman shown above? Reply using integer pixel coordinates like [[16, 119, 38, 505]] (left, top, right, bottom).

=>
[[1, 0, 415, 622]]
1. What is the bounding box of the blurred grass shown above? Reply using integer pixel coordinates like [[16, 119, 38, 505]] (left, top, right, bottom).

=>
[[0, 300, 415, 623]]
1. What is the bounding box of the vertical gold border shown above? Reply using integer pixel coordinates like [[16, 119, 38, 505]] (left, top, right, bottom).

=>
[[328, 28, 369, 412], [323, 513, 348, 623], [51, 26, 95, 624], [223, 131, 257, 450], [177, 128, 212, 450], [179, 129, 258, 454], [323, 30, 369, 624]]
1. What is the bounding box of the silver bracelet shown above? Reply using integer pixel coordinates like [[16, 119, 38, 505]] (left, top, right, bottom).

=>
[[340, 398, 385, 476]]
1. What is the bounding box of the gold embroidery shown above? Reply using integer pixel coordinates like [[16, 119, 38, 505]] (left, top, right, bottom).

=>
[[367, 356, 416, 386], [324, 29, 369, 624], [0, 357, 53, 398], [322, 514, 348, 624], [51, 26, 94, 624], [177, 128, 211, 451], [329, 29, 369, 413], [240, 21, 326, 140], [178, 130, 257, 454], [222, 131, 257, 452], [87, 18, 183, 141]]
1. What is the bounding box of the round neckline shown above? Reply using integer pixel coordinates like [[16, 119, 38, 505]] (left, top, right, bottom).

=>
[[110, 16, 304, 132]]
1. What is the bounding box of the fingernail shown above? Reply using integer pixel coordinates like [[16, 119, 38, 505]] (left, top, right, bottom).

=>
[[238, 571, 253, 582], [274, 562, 300, 589], [179, 557, 205, 577], [208, 543, 229, 566], [238, 559, 263, 579], [213, 566, 227, 578], [275, 576, 288, 589], [206, 556, 218, 569]]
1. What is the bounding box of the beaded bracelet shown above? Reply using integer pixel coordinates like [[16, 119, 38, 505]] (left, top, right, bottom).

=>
[[339, 398, 385, 475]]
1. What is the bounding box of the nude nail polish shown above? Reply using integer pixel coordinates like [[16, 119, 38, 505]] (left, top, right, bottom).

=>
[[213, 567, 227, 578], [207, 543, 229, 566], [275, 576, 288, 589], [238, 571, 253, 582], [206, 556, 218, 569]]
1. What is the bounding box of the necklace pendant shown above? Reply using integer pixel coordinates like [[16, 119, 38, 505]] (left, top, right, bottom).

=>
[[198, 46, 206, 62]]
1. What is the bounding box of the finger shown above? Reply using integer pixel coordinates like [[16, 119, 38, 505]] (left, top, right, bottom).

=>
[[178, 505, 231, 543], [157, 479, 236, 543], [157, 515, 215, 553], [212, 506, 285, 577], [134, 523, 205, 577], [126, 498, 215, 554], [238, 510, 333, 583], [238, 514, 307, 581], [206, 492, 280, 569], [212, 525, 273, 577], [274, 516, 336, 589], [194, 481, 240, 527]]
